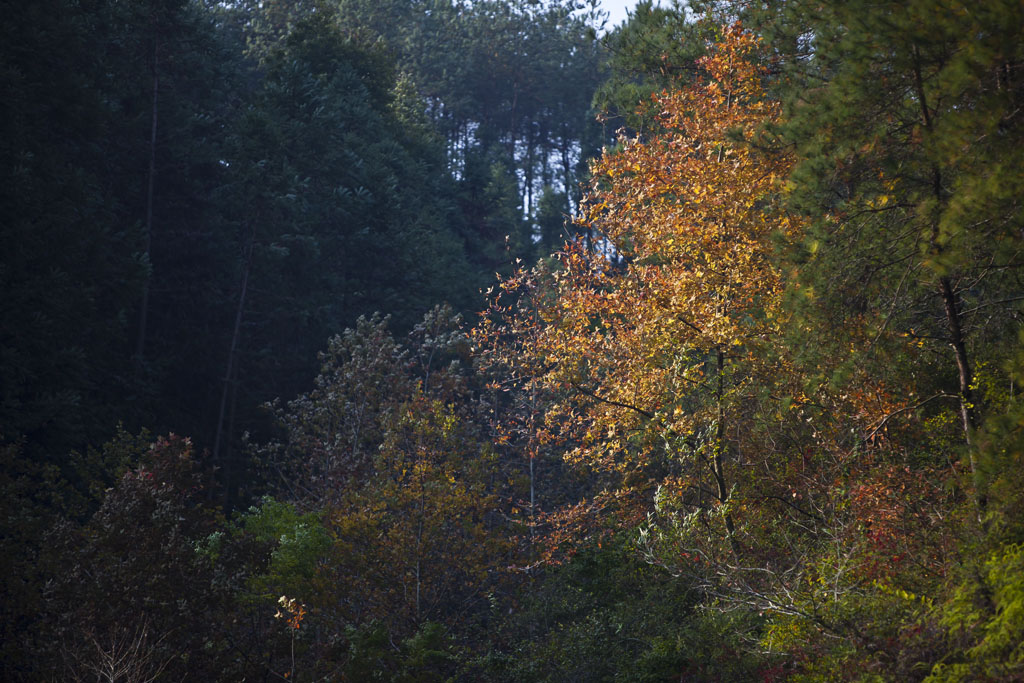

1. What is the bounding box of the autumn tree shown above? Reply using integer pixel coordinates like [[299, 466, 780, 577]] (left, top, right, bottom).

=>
[[481, 25, 810, 579], [253, 308, 513, 676]]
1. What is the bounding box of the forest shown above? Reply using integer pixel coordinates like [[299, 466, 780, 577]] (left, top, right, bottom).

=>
[[2, 0, 1023, 679]]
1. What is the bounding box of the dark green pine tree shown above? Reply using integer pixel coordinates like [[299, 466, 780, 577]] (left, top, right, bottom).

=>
[[206, 10, 479, 498], [1, 0, 144, 472], [330, 0, 607, 265], [765, 0, 1024, 483], [0, 0, 246, 477], [592, 0, 712, 135], [535, 186, 573, 255], [1, 0, 243, 674], [120, 0, 251, 444]]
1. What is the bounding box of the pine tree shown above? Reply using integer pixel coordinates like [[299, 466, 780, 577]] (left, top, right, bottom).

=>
[[768, 0, 1024, 515]]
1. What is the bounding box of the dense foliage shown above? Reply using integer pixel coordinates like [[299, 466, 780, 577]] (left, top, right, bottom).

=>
[[3, 0, 1023, 680]]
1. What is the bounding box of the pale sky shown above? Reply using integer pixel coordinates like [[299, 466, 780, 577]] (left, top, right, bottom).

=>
[[598, 0, 671, 33], [599, 0, 640, 31]]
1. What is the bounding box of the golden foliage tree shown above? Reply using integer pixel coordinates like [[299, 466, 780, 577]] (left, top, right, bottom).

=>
[[481, 25, 804, 565]]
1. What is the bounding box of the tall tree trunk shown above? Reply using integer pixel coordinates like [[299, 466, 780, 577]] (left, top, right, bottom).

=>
[[135, 40, 159, 370], [913, 49, 986, 517], [525, 134, 535, 217], [415, 454, 426, 623], [939, 274, 987, 519], [529, 387, 537, 543], [222, 361, 241, 505], [714, 347, 739, 553], [560, 134, 572, 215], [938, 276, 978, 443], [213, 223, 255, 494]]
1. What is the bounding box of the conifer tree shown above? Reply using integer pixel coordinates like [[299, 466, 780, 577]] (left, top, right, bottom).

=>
[[766, 0, 1024, 515]]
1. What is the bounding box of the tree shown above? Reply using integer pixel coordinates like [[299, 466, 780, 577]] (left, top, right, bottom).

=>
[[705, 0, 1024, 673], [1, 0, 147, 463], [256, 308, 513, 676], [483, 24, 807, 581], [41, 435, 224, 681], [332, 0, 607, 259], [593, 0, 709, 135], [760, 0, 1024, 518], [0, 0, 245, 492], [202, 10, 482, 497]]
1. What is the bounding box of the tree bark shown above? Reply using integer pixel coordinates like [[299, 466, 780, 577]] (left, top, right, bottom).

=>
[[713, 347, 739, 553], [912, 48, 986, 517], [135, 40, 159, 369], [938, 275, 987, 518], [213, 223, 255, 491]]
